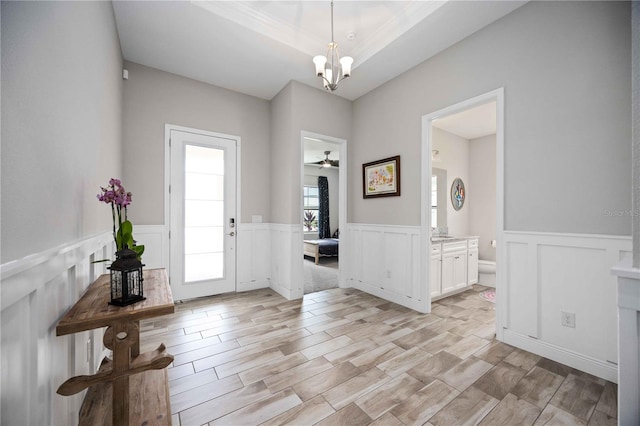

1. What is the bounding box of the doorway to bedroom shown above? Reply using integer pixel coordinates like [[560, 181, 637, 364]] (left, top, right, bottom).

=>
[[301, 132, 346, 294]]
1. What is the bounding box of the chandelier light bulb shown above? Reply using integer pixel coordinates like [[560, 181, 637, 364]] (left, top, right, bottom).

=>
[[340, 56, 353, 78], [313, 56, 327, 77]]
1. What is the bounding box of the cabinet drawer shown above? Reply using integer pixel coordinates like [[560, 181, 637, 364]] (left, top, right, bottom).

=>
[[468, 239, 479, 248], [443, 241, 467, 252], [431, 243, 442, 254]]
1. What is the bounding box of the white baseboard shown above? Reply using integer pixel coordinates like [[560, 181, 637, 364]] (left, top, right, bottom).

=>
[[503, 329, 617, 383], [347, 278, 424, 312], [237, 279, 270, 292]]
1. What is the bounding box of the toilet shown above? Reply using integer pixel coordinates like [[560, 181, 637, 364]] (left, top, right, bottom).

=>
[[478, 260, 496, 287]]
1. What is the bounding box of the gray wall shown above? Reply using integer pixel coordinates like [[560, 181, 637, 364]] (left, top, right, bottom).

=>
[[433, 127, 470, 236], [122, 61, 271, 225], [269, 82, 295, 224], [1, 1, 123, 263], [469, 135, 497, 262], [270, 81, 351, 224], [352, 1, 631, 235]]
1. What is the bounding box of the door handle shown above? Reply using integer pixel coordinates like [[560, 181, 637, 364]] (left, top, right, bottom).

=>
[[228, 232, 235, 237]]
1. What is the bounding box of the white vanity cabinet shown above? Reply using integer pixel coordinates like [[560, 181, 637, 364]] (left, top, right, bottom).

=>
[[467, 238, 479, 285], [441, 240, 468, 294], [430, 243, 442, 298]]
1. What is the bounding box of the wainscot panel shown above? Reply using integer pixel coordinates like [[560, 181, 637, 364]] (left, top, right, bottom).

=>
[[345, 224, 426, 312], [237, 223, 271, 292], [1, 232, 114, 425], [134, 225, 168, 269], [270, 224, 303, 300], [502, 231, 630, 383]]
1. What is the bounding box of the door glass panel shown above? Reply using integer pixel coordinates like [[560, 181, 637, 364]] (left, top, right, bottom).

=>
[[184, 200, 224, 227], [185, 253, 224, 283], [184, 145, 225, 282]]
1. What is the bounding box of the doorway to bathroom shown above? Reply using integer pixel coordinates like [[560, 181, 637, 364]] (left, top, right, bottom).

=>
[[421, 88, 505, 340]]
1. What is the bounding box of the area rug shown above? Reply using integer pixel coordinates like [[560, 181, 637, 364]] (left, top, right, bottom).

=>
[[479, 289, 496, 303]]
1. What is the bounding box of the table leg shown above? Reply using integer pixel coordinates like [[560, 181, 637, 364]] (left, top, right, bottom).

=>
[[112, 375, 130, 425], [107, 321, 137, 424], [131, 320, 140, 358]]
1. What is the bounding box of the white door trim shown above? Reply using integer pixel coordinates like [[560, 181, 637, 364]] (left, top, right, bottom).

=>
[[164, 124, 242, 296], [420, 88, 505, 339], [299, 131, 348, 289]]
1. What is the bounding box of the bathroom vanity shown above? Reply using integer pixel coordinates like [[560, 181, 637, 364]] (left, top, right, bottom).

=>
[[430, 236, 479, 300]]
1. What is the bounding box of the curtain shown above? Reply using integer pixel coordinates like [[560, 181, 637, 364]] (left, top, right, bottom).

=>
[[318, 176, 330, 239]]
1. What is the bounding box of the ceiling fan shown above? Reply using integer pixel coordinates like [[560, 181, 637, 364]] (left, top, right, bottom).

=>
[[314, 151, 339, 168]]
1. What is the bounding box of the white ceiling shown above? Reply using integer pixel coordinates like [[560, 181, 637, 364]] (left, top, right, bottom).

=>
[[112, 1, 527, 101], [432, 101, 496, 140], [303, 137, 340, 166]]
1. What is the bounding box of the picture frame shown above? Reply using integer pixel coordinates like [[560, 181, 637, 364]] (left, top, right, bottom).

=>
[[362, 155, 401, 198], [450, 177, 465, 211]]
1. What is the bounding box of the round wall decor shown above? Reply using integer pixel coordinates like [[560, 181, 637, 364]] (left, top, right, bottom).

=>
[[451, 178, 465, 211]]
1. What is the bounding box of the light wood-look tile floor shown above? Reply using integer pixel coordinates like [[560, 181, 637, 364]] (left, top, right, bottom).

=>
[[139, 285, 617, 425]]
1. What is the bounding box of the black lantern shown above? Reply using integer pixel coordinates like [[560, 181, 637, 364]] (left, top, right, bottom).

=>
[[108, 245, 145, 306]]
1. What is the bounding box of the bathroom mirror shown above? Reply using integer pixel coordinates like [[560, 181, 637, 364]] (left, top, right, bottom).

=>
[[431, 167, 448, 228]]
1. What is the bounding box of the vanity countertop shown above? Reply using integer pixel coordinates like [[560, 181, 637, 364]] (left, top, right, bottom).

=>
[[431, 235, 479, 243]]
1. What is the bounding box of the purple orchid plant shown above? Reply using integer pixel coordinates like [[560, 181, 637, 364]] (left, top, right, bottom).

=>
[[97, 178, 144, 259]]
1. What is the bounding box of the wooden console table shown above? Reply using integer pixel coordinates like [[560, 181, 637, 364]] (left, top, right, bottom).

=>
[[56, 268, 175, 425]]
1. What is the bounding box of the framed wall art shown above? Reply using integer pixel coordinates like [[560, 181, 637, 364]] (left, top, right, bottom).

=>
[[450, 177, 465, 210], [362, 155, 401, 198]]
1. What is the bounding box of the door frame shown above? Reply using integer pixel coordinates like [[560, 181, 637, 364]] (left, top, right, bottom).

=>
[[164, 124, 242, 295], [420, 88, 505, 340], [299, 131, 348, 289]]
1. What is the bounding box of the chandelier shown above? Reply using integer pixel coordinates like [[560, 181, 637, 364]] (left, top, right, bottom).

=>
[[313, 1, 353, 92]]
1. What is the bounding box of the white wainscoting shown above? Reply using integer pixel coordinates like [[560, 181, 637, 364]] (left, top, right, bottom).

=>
[[135, 225, 168, 269], [345, 224, 426, 312], [502, 231, 631, 383], [270, 224, 304, 300], [1, 232, 114, 425], [237, 223, 271, 292]]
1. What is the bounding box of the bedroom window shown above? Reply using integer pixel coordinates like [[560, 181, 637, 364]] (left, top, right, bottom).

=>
[[303, 185, 319, 232]]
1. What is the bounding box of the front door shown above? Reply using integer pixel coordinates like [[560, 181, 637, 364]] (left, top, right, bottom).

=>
[[169, 128, 237, 300]]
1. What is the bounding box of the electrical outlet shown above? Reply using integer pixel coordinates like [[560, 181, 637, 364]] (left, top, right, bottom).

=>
[[561, 311, 576, 328]]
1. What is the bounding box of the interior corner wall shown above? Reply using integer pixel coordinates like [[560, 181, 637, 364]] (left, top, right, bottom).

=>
[[1, 1, 124, 264], [269, 82, 296, 225], [352, 1, 631, 235], [469, 134, 497, 262], [121, 61, 271, 225], [270, 81, 352, 225]]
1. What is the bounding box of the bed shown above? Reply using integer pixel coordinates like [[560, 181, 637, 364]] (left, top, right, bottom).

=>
[[304, 238, 339, 265]]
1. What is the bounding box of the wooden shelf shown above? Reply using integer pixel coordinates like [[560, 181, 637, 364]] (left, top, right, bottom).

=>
[[57, 269, 175, 337]]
